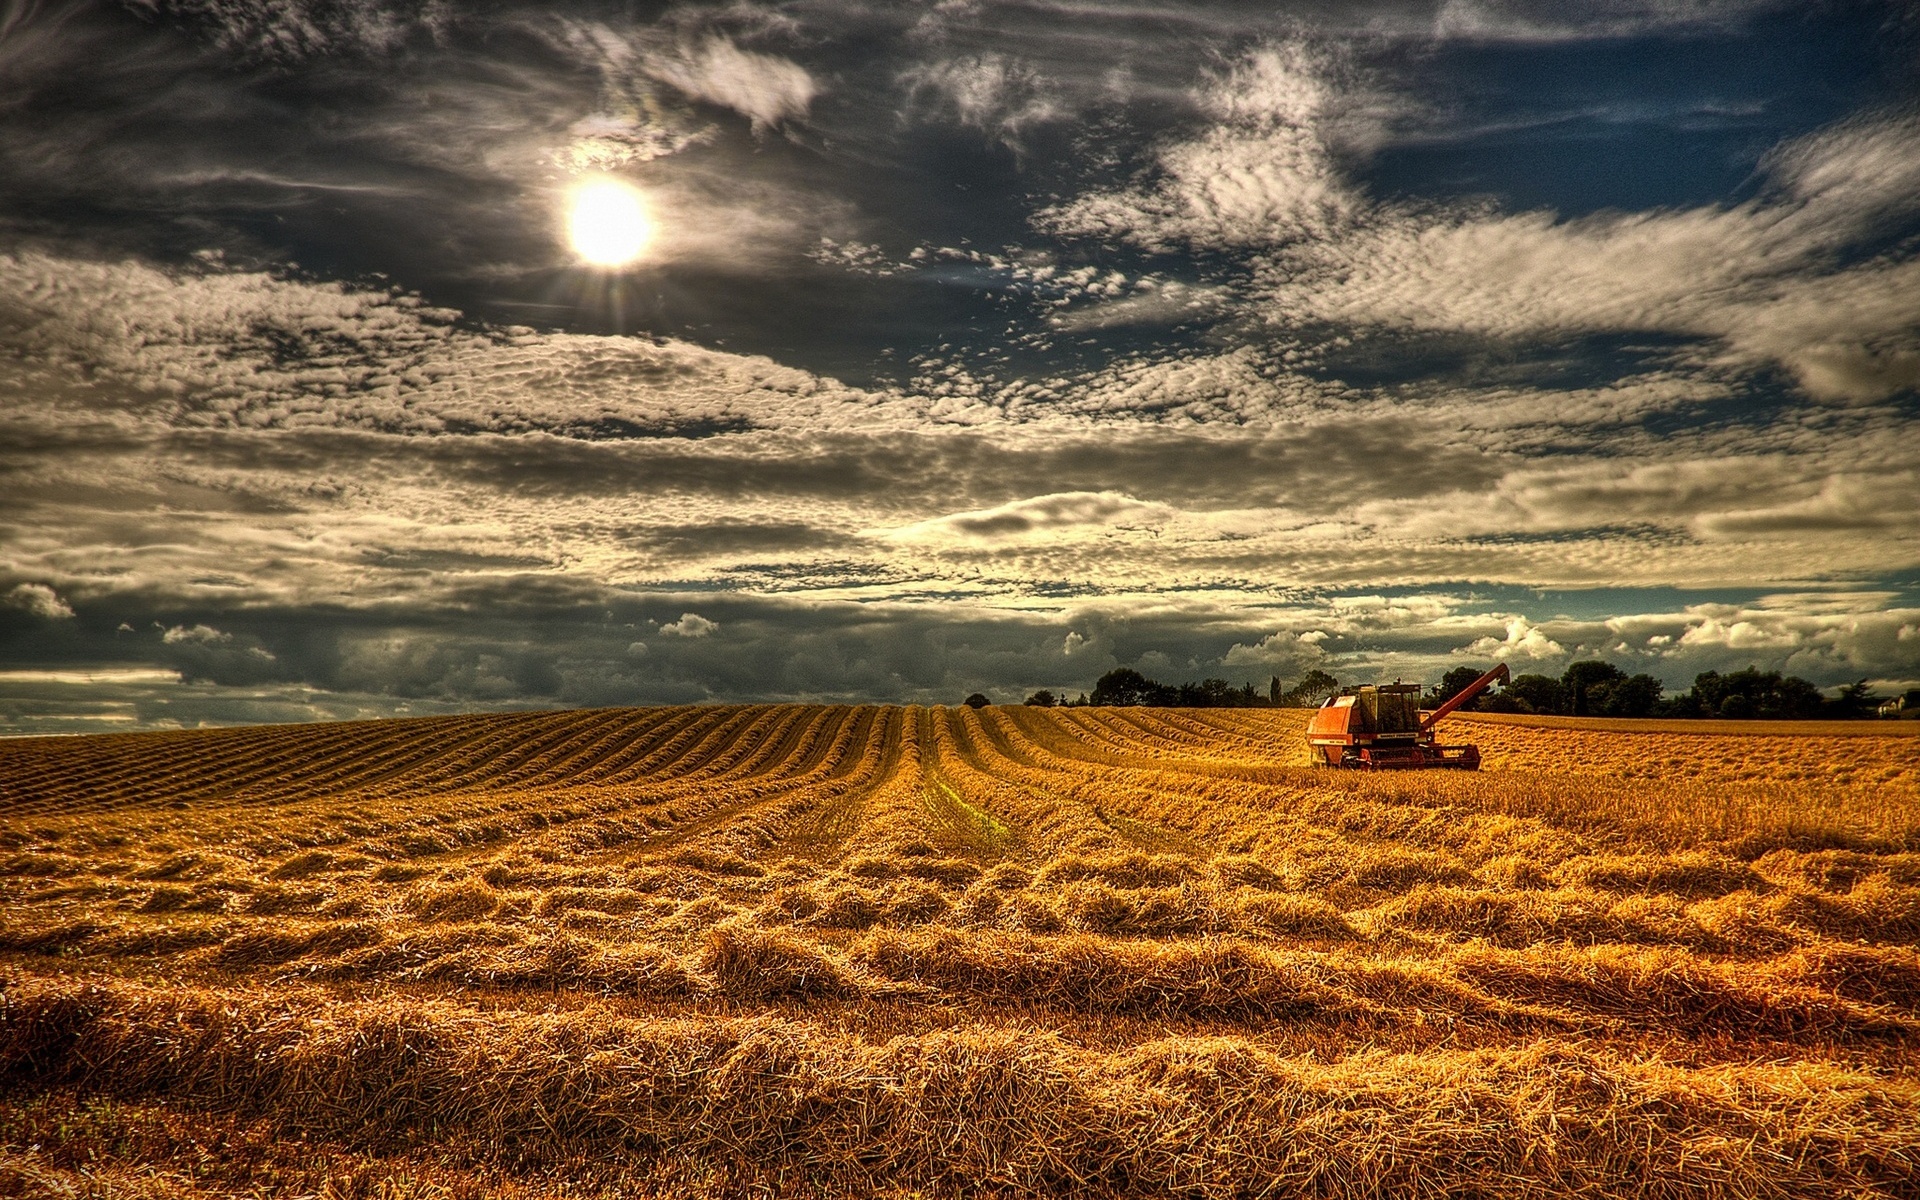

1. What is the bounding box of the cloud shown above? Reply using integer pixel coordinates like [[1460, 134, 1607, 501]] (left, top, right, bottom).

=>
[[0, 252, 910, 438], [5, 13, 1920, 728], [659, 612, 717, 638], [1464, 616, 1565, 660], [1496, 599, 1920, 686], [1429, 0, 1792, 42], [0, 667, 180, 684], [558, 111, 712, 174], [1038, 46, 1360, 251], [1222, 629, 1329, 670], [646, 37, 817, 133], [1677, 615, 1798, 651], [1717, 257, 1920, 405], [900, 53, 1061, 145], [1046, 282, 1228, 334], [4, 292, 1911, 622], [883, 492, 1173, 544], [4, 574, 1916, 734], [123, 0, 451, 62], [1045, 46, 1920, 404], [1329, 595, 1465, 630], [161, 623, 230, 644], [1268, 111, 1920, 402], [3, 583, 74, 620], [1692, 473, 1915, 537]]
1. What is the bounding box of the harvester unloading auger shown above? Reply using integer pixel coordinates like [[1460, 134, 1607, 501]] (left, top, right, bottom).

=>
[[1305, 662, 1510, 769]]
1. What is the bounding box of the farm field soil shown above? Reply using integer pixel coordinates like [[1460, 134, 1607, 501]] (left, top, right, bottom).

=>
[[3, 705, 1919, 1199]]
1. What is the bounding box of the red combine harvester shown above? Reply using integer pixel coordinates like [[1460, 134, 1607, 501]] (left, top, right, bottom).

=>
[[1305, 663, 1510, 769]]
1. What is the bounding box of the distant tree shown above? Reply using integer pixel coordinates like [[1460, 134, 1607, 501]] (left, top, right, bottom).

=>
[[1269, 676, 1281, 704], [1168, 679, 1266, 707], [1767, 674, 1824, 719], [1592, 673, 1664, 718], [963, 693, 991, 709], [1280, 669, 1341, 707], [1690, 667, 1823, 719], [1090, 668, 1157, 706], [1505, 674, 1566, 715], [1175, 678, 1230, 706], [1824, 679, 1878, 719], [1024, 689, 1057, 707], [1070, 692, 1091, 707], [1428, 665, 1491, 707], [1690, 671, 1726, 711], [1088, 668, 1275, 708], [1562, 661, 1627, 716], [1651, 692, 1706, 718]]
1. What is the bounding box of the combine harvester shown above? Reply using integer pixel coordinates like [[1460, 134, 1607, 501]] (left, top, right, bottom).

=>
[[1306, 663, 1509, 769]]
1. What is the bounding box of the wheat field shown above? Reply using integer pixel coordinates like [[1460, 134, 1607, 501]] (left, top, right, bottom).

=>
[[3, 705, 1919, 1199]]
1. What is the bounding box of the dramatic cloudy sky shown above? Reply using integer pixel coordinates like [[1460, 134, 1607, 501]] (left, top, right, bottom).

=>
[[3, 0, 1919, 731]]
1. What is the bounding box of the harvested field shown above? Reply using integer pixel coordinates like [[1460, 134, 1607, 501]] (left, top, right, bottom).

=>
[[4, 705, 1920, 1198], [1458, 712, 1920, 737]]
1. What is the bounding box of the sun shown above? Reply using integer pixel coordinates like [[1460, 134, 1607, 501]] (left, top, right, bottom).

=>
[[566, 178, 653, 268]]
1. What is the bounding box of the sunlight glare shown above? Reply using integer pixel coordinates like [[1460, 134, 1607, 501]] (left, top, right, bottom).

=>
[[567, 178, 653, 268]]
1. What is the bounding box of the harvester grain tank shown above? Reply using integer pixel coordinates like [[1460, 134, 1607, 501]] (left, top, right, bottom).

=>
[[1306, 663, 1510, 769]]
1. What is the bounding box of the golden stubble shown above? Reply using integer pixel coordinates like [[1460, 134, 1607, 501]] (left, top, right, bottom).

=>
[[3, 705, 1918, 1198]]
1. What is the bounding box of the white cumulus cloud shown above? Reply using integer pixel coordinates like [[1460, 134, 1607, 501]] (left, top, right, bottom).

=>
[[1466, 616, 1565, 660], [1222, 629, 1330, 669], [659, 612, 717, 638]]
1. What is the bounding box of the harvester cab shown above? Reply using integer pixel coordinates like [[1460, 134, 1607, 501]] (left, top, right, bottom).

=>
[[1305, 663, 1510, 769]]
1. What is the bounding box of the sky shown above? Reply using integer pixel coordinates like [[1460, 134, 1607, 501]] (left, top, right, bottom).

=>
[[2, 0, 1919, 733]]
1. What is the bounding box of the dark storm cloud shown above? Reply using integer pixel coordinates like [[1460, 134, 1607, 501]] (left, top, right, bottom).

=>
[[8, 577, 1126, 718], [8, 565, 1915, 735]]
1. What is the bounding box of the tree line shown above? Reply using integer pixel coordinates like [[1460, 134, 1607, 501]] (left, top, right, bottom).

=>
[[1444, 662, 1884, 720], [983, 670, 1269, 710], [1004, 668, 1333, 710], [970, 662, 1896, 720]]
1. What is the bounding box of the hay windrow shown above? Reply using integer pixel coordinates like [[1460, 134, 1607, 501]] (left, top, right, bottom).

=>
[[5, 704, 1920, 1197], [4, 972, 1917, 1199]]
